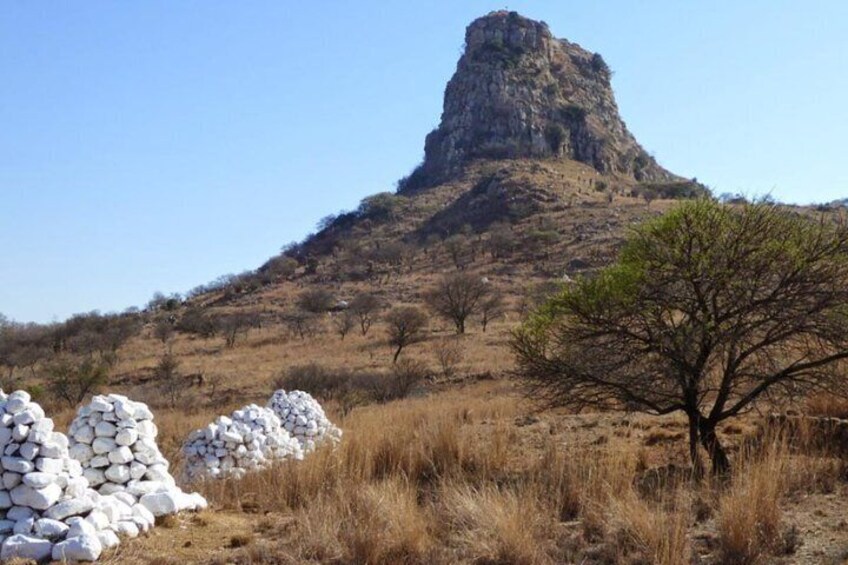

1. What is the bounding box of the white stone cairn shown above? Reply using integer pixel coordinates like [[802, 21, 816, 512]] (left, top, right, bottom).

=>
[[182, 404, 303, 481], [266, 390, 342, 453], [67, 394, 207, 520], [0, 389, 191, 562]]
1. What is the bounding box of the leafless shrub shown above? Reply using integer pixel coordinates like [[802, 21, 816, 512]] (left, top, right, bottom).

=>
[[424, 273, 490, 334], [156, 352, 189, 408], [331, 311, 356, 340], [433, 338, 464, 380], [281, 311, 319, 340], [385, 306, 429, 363], [349, 293, 381, 336]]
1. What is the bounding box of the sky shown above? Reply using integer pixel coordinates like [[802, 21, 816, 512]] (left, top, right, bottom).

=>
[[2, 1, 847, 323]]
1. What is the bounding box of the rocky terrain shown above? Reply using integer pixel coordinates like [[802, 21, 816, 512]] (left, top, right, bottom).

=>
[[401, 11, 678, 191]]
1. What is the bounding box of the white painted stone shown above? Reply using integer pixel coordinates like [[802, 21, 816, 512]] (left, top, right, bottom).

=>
[[89, 396, 114, 412], [44, 497, 95, 521], [73, 425, 95, 444], [114, 520, 139, 537], [108, 445, 134, 465], [52, 533, 102, 562], [10, 482, 62, 510], [34, 518, 68, 540], [91, 436, 117, 454], [1, 457, 33, 474], [35, 456, 63, 474], [94, 421, 117, 437], [139, 491, 179, 516], [90, 454, 110, 468], [6, 507, 33, 521], [115, 427, 138, 446], [12, 516, 34, 535], [97, 528, 120, 549], [5, 391, 31, 415], [104, 463, 130, 484], [0, 533, 53, 562], [21, 471, 56, 489], [1, 472, 20, 491], [82, 467, 106, 487]]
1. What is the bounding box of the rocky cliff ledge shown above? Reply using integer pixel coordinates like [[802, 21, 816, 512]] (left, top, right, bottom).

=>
[[401, 11, 677, 191]]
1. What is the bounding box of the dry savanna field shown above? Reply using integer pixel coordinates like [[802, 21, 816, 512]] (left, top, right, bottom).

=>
[[5, 169, 848, 564], [35, 287, 848, 564]]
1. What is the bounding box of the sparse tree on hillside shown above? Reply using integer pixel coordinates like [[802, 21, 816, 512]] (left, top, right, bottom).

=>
[[444, 235, 468, 269], [176, 307, 218, 339], [156, 352, 187, 408], [513, 200, 848, 475], [641, 188, 656, 207], [46, 357, 109, 407], [349, 293, 381, 336], [297, 288, 335, 314], [425, 273, 490, 334], [332, 311, 355, 341], [282, 310, 319, 340], [433, 337, 464, 380], [265, 255, 299, 279], [217, 312, 259, 347], [487, 223, 516, 259], [479, 290, 506, 332], [385, 306, 429, 363], [153, 318, 174, 347], [147, 292, 168, 312]]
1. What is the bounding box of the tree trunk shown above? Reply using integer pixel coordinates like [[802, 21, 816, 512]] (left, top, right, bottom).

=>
[[393, 345, 402, 363], [687, 413, 704, 479], [699, 421, 730, 476]]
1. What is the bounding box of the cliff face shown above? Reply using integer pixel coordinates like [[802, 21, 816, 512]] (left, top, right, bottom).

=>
[[401, 11, 677, 191]]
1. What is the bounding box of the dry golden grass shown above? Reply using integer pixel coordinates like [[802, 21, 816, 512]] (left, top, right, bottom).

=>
[[806, 393, 848, 420], [711, 432, 833, 564], [181, 391, 684, 563]]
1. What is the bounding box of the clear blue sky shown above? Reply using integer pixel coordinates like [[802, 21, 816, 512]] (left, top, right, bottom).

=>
[[2, 1, 847, 323]]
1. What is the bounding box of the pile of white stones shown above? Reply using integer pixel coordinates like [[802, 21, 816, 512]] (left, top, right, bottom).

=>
[[267, 390, 342, 453], [68, 394, 206, 519], [0, 389, 188, 562], [182, 404, 303, 481]]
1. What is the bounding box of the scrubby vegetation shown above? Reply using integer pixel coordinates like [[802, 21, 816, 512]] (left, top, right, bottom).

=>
[[5, 182, 848, 562]]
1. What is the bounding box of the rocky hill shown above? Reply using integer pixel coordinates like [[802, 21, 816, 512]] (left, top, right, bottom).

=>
[[270, 11, 699, 280], [400, 11, 678, 191]]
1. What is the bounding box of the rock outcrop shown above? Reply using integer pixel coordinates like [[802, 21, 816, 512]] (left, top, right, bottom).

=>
[[401, 11, 677, 190]]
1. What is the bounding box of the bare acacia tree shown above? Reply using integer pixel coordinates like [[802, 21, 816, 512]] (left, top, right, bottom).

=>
[[282, 311, 319, 340], [425, 273, 490, 334], [512, 200, 848, 475], [443, 235, 468, 270], [45, 357, 109, 407], [332, 311, 355, 341], [156, 353, 187, 408], [217, 312, 259, 347], [153, 318, 174, 347], [385, 306, 428, 363], [349, 293, 381, 336], [479, 290, 506, 332]]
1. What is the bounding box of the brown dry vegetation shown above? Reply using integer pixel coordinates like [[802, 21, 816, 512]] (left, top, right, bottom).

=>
[[6, 160, 848, 563], [87, 380, 848, 564]]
